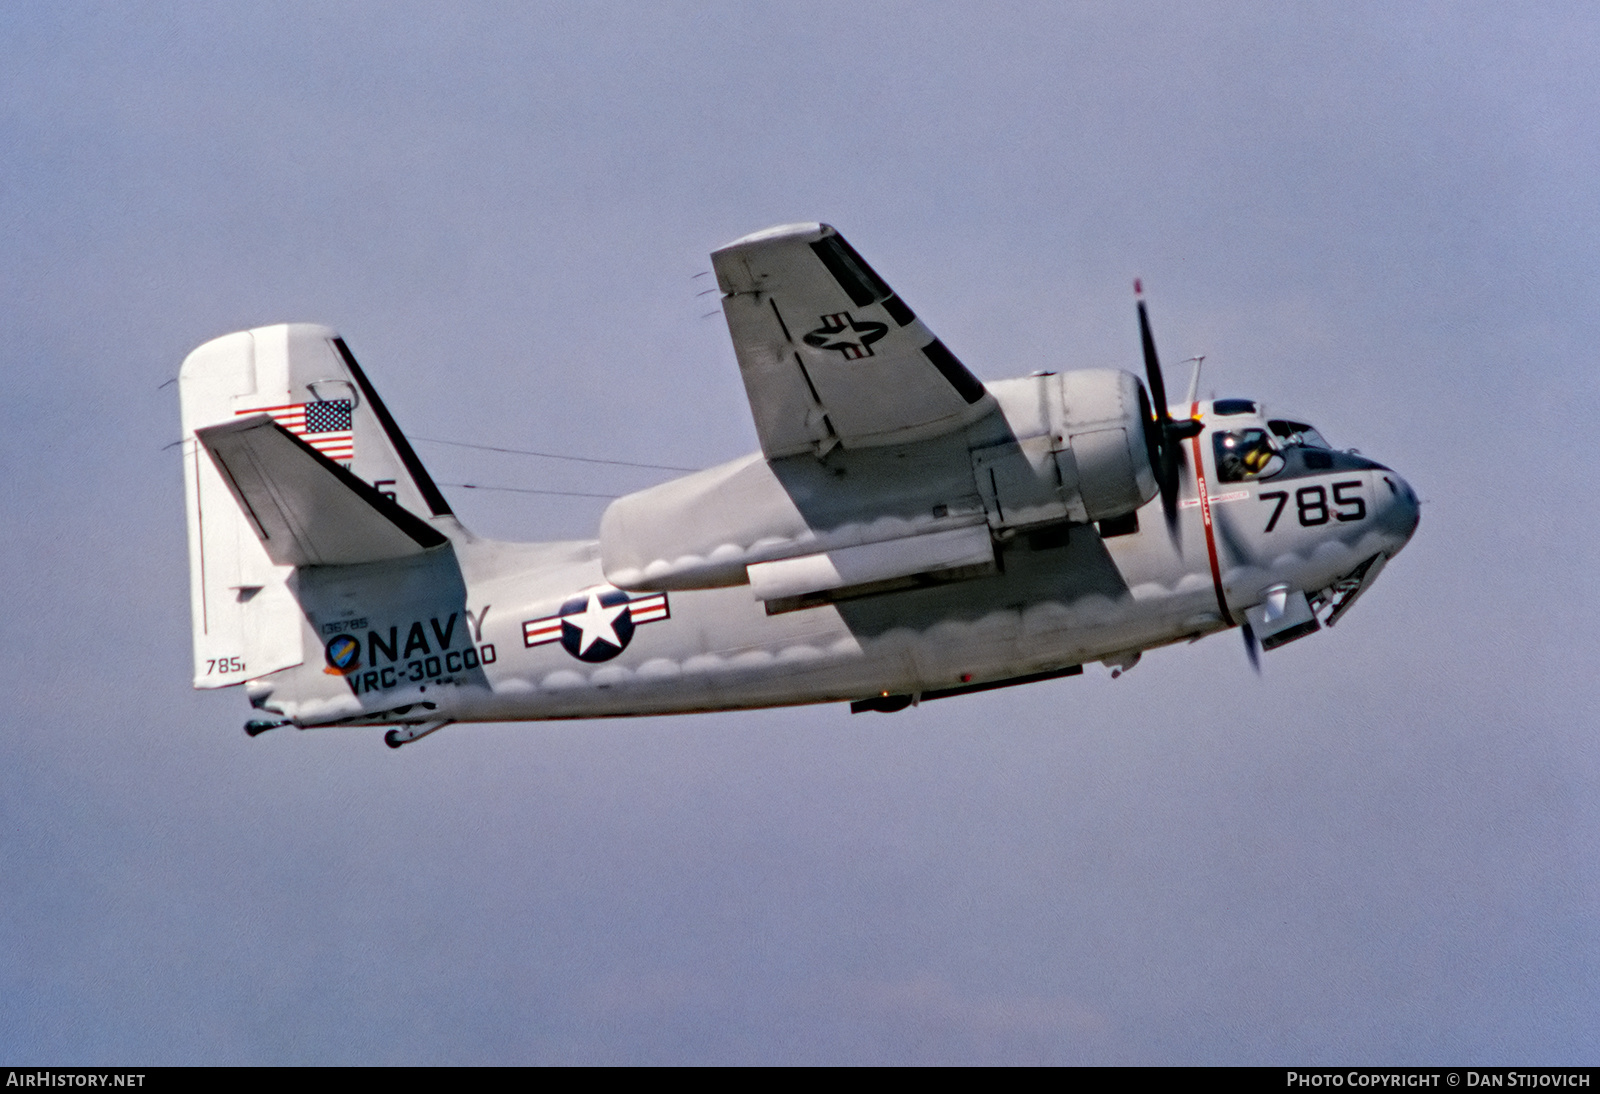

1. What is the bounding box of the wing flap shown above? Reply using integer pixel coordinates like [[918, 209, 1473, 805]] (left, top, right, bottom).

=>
[[198, 415, 448, 568], [713, 223, 994, 457]]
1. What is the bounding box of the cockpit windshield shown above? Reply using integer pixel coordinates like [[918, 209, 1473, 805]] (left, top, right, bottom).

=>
[[1268, 419, 1332, 450]]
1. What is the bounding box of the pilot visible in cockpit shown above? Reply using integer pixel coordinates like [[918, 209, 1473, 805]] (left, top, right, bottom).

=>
[[1214, 427, 1279, 482]]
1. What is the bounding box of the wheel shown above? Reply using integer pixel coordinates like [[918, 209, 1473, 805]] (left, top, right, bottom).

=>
[[384, 729, 404, 749]]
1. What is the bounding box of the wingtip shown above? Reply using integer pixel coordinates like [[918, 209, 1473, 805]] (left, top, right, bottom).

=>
[[713, 222, 827, 253]]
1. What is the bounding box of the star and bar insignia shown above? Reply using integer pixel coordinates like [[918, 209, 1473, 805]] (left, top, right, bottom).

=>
[[803, 312, 889, 359], [522, 586, 670, 663]]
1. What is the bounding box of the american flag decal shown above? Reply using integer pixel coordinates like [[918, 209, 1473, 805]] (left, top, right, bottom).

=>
[[235, 400, 355, 462]]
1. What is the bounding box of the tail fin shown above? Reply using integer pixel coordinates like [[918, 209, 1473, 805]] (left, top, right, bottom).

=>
[[179, 324, 453, 689]]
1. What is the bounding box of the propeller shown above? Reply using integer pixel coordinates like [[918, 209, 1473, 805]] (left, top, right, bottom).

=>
[[1135, 280, 1204, 545], [1241, 622, 1261, 674], [1134, 284, 1259, 676]]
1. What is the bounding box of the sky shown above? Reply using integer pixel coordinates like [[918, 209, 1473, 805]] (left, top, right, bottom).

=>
[[2, 1, 1597, 1064]]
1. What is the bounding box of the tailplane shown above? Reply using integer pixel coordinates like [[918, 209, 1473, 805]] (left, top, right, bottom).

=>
[[196, 415, 448, 568], [178, 324, 454, 689]]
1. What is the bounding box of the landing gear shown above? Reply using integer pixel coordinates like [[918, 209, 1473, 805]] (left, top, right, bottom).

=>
[[244, 719, 288, 737], [382, 719, 451, 749]]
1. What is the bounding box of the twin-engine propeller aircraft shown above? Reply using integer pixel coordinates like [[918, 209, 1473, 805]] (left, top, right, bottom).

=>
[[180, 223, 1419, 747]]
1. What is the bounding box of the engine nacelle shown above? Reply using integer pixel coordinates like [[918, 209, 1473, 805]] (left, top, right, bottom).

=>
[[973, 369, 1158, 530], [1057, 368, 1161, 522]]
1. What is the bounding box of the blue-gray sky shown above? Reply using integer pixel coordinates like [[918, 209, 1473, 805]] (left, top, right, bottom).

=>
[[3, 1, 1596, 1064]]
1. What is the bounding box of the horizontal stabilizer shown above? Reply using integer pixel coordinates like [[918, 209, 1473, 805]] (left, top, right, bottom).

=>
[[198, 415, 448, 567]]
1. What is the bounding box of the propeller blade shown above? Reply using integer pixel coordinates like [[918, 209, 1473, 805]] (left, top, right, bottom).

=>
[[1157, 452, 1180, 543], [1137, 294, 1170, 431], [1241, 622, 1261, 674], [1136, 282, 1181, 545]]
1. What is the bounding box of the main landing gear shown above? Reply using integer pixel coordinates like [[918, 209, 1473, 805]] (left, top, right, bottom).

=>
[[383, 719, 452, 749]]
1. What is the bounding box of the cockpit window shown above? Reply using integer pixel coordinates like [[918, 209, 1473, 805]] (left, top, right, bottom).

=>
[[1212, 398, 1257, 417], [1268, 419, 1332, 450], [1214, 427, 1282, 482]]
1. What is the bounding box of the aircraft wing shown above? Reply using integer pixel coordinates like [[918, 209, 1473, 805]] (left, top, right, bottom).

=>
[[713, 223, 995, 458]]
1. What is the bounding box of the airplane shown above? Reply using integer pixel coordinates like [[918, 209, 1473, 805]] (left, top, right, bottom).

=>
[[178, 223, 1420, 747]]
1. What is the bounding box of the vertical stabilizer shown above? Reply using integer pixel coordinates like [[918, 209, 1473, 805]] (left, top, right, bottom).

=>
[[179, 324, 453, 689]]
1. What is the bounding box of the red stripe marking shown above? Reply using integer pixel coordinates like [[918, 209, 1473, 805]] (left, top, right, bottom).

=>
[[1188, 401, 1235, 627], [237, 403, 307, 416], [523, 619, 561, 646]]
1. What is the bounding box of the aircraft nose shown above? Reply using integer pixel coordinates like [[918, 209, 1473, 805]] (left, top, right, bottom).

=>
[[1379, 471, 1421, 551]]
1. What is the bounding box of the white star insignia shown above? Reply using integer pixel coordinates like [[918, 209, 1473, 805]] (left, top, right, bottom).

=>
[[565, 592, 628, 654]]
